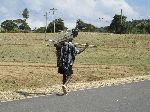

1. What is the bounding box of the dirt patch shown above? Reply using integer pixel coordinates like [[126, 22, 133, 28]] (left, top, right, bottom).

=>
[[0, 62, 149, 101], [0, 75, 150, 102], [0, 62, 145, 91]]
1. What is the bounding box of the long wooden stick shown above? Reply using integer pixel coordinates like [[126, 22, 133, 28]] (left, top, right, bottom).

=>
[[74, 43, 96, 48]]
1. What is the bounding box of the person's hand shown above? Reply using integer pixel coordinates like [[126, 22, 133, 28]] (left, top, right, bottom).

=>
[[54, 44, 57, 47], [85, 43, 89, 48]]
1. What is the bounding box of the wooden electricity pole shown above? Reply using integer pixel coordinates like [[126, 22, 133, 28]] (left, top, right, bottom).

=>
[[50, 8, 57, 33], [121, 9, 123, 24], [44, 12, 48, 39]]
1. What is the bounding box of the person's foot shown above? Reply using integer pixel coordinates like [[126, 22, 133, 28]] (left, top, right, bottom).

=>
[[62, 85, 68, 95]]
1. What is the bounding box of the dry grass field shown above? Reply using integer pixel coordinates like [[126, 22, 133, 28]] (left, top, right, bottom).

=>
[[0, 32, 150, 100]]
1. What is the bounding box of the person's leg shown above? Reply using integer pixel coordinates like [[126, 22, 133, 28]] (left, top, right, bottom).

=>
[[64, 75, 72, 86], [62, 74, 67, 95], [62, 66, 73, 95], [62, 74, 67, 85], [64, 65, 73, 86]]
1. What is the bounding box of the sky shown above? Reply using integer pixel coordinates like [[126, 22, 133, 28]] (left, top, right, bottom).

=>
[[0, 0, 149, 29]]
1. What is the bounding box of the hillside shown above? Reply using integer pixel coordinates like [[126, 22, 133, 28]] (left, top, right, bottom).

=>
[[0, 33, 150, 100]]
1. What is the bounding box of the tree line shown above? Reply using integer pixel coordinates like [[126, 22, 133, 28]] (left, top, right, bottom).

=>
[[109, 14, 150, 34], [0, 8, 30, 33], [0, 8, 150, 34]]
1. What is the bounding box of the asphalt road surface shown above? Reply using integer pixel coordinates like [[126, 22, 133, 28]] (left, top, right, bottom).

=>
[[0, 80, 150, 112]]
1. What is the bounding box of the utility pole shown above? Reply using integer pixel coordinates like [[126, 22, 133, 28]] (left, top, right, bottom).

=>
[[120, 9, 123, 34], [44, 12, 48, 39], [50, 8, 57, 33], [121, 9, 123, 24]]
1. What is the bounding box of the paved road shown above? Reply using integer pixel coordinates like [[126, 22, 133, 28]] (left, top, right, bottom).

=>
[[0, 80, 150, 112]]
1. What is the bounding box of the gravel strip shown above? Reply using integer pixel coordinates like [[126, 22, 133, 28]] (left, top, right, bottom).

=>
[[0, 75, 150, 102]]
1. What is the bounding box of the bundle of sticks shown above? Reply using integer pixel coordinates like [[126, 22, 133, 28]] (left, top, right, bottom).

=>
[[46, 30, 96, 48]]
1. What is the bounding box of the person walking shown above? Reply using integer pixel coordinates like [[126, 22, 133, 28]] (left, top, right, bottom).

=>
[[55, 38, 88, 95]]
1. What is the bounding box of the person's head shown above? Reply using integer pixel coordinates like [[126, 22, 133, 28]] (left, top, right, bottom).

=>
[[68, 38, 73, 42], [72, 29, 78, 38], [59, 39, 65, 45]]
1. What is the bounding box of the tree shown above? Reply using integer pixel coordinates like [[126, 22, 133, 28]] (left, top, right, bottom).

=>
[[22, 8, 29, 20], [19, 22, 31, 32], [109, 14, 127, 34], [35, 27, 46, 33], [13, 19, 24, 28], [0, 27, 5, 33], [1, 19, 31, 33], [13, 19, 31, 32], [126, 19, 150, 34], [98, 26, 109, 33], [47, 18, 66, 33], [75, 19, 98, 32], [75, 19, 85, 31], [1, 20, 17, 32], [145, 23, 150, 34]]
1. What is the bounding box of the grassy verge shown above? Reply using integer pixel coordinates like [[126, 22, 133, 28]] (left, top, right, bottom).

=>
[[0, 33, 150, 92]]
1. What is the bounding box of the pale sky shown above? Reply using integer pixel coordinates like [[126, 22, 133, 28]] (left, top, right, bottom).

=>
[[0, 0, 149, 29]]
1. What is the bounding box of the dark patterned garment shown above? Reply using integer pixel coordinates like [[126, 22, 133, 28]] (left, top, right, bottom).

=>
[[56, 42, 79, 75]]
